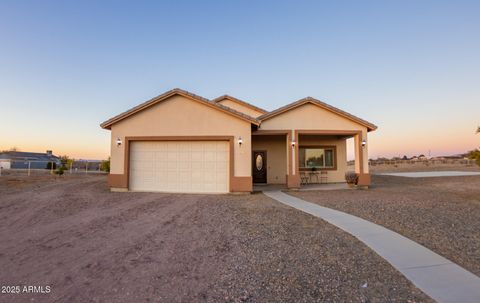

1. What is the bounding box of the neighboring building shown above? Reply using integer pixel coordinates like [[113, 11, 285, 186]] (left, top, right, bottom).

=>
[[418, 154, 428, 160], [101, 88, 377, 193], [0, 150, 61, 169], [0, 159, 11, 169]]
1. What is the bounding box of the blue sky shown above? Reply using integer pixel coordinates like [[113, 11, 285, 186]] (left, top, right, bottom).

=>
[[1, 0, 479, 159]]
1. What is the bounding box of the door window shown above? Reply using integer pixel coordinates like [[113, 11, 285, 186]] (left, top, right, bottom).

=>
[[255, 154, 263, 170]]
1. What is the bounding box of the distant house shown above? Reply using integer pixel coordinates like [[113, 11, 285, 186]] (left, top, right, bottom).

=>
[[444, 154, 468, 160], [418, 154, 428, 160], [0, 150, 61, 169]]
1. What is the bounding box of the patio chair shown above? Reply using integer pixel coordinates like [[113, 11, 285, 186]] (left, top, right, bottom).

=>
[[300, 172, 309, 185], [320, 171, 328, 184]]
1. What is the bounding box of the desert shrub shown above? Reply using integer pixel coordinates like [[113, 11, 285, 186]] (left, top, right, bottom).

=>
[[54, 166, 65, 176], [345, 171, 358, 184], [100, 157, 110, 172], [46, 162, 57, 170], [60, 155, 73, 169], [468, 149, 480, 167]]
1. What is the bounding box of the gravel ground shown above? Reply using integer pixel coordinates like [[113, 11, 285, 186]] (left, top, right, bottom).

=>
[[291, 174, 480, 277], [0, 175, 431, 302]]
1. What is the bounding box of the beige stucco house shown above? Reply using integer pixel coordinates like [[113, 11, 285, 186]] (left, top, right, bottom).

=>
[[101, 88, 377, 193]]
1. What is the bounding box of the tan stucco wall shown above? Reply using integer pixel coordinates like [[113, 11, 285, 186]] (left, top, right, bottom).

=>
[[217, 99, 264, 118], [260, 103, 369, 174], [252, 135, 287, 184], [298, 136, 347, 183], [109, 95, 252, 177], [260, 103, 367, 132]]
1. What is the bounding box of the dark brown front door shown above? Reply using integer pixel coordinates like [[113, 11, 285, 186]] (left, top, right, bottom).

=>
[[252, 151, 267, 183]]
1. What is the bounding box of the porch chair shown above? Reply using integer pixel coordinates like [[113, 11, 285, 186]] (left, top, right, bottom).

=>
[[300, 172, 309, 185], [320, 171, 328, 184]]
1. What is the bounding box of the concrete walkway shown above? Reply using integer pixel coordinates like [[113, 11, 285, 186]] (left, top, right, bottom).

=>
[[263, 190, 480, 303]]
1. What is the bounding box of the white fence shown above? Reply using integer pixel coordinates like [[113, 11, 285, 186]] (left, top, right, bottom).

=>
[[357, 158, 477, 172], [0, 160, 107, 177], [369, 158, 475, 166]]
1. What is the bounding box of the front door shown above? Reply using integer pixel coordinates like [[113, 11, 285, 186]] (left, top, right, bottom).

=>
[[252, 151, 267, 183]]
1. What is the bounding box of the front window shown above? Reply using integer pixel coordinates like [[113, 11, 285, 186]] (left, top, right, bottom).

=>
[[299, 147, 335, 169]]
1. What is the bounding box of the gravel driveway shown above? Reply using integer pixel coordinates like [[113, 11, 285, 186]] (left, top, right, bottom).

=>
[[291, 174, 480, 277], [0, 175, 431, 302]]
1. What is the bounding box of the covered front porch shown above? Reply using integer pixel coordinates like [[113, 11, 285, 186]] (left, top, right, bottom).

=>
[[251, 130, 370, 189]]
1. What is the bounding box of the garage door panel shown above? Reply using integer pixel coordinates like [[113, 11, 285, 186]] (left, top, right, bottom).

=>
[[129, 140, 229, 193], [178, 160, 191, 170], [204, 151, 216, 161], [191, 161, 204, 170], [191, 152, 204, 161], [167, 161, 178, 170], [215, 141, 228, 150], [216, 161, 228, 171], [155, 151, 167, 161]]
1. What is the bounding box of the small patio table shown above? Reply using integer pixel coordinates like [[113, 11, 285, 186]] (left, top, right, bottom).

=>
[[309, 171, 320, 183]]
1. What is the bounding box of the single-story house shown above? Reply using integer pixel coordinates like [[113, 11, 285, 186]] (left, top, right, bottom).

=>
[[0, 150, 61, 169], [101, 88, 377, 193]]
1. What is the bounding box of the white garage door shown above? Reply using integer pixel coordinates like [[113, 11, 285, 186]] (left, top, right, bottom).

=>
[[129, 141, 229, 193]]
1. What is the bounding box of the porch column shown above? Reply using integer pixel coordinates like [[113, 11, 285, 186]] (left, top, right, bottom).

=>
[[354, 131, 371, 186], [286, 130, 300, 189]]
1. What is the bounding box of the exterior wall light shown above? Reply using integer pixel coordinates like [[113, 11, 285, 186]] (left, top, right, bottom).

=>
[[291, 140, 296, 148], [362, 139, 366, 148], [116, 137, 122, 147], [238, 136, 243, 146]]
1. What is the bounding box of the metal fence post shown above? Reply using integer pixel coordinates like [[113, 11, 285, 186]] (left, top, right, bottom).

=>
[[28, 161, 31, 176]]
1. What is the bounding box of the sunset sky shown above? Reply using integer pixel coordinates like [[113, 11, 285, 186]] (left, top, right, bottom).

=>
[[1, 1, 479, 160]]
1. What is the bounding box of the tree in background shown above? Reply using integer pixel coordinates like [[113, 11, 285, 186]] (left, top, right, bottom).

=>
[[60, 155, 74, 169], [473, 127, 480, 166], [100, 157, 110, 172], [468, 149, 480, 167], [1, 147, 19, 153], [55, 166, 65, 176], [46, 162, 57, 170]]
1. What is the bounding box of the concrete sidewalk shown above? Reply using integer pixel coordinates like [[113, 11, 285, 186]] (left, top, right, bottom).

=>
[[264, 190, 480, 303]]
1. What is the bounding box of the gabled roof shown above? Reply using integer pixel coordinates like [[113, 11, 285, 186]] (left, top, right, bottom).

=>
[[212, 95, 268, 114], [258, 97, 377, 131], [100, 88, 259, 129]]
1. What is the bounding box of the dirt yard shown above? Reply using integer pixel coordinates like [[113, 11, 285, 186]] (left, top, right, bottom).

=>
[[292, 174, 480, 277], [0, 175, 431, 302]]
